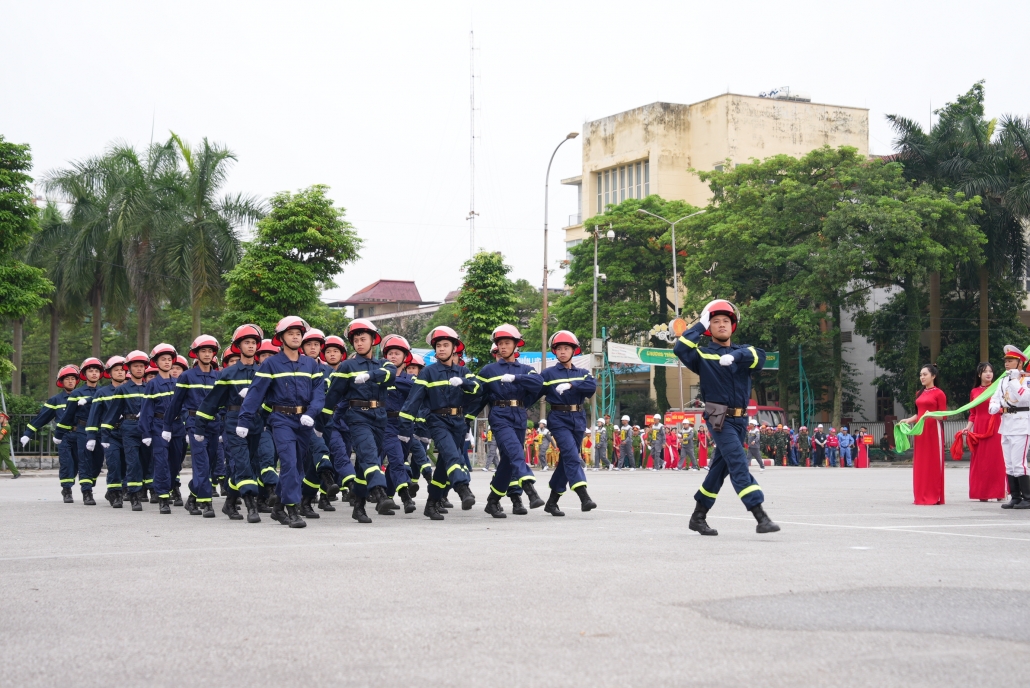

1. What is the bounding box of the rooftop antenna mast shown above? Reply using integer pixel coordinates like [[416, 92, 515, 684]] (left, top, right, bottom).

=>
[[467, 29, 479, 259]]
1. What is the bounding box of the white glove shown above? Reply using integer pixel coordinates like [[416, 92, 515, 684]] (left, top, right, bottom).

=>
[[238, 387, 248, 398], [699, 300, 719, 329], [184, 435, 190, 446], [354, 372, 370, 384], [193, 435, 204, 442], [449, 377, 464, 387], [142, 438, 151, 446], [313, 429, 323, 438], [86, 440, 96, 451], [501, 374, 515, 383], [161, 431, 172, 442], [219, 436, 223, 443], [1009, 369, 1022, 380], [77, 397, 88, 406], [101, 442, 110, 449], [420, 437, 431, 446], [53, 438, 62, 445], [719, 354, 735, 367], [398, 435, 410, 442], [236, 426, 249, 438], [19, 436, 29, 447], [300, 414, 314, 427], [555, 383, 571, 395]]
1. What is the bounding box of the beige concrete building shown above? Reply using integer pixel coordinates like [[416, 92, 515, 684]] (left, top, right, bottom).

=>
[[562, 92, 870, 411]]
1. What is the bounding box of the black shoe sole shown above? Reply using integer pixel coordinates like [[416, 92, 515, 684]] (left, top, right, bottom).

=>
[[689, 523, 718, 536], [376, 502, 398, 515], [403, 503, 417, 514], [247, 514, 261, 523], [352, 512, 372, 524], [461, 496, 476, 511], [544, 506, 565, 517], [580, 501, 596, 512]]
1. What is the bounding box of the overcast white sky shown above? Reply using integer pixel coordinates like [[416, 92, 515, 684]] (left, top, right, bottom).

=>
[[5, 1, 1029, 305]]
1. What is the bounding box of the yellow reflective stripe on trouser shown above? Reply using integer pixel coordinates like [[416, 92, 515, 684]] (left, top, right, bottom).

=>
[[431, 480, 449, 489], [699, 486, 718, 499], [570, 481, 587, 490], [737, 484, 761, 499], [364, 465, 381, 477], [446, 463, 464, 476], [302, 478, 320, 489], [341, 474, 355, 485], [490, 484, 506, 496]]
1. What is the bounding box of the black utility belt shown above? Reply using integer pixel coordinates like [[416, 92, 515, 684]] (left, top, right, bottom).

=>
[[272, 405, 307, 415], [707, 406, 747, 417], [432, 407, 463, 416], [550, 404, 581, 412], [1003, 407, 1029, 414], [187, 410, 198, 416], [349, 400, 379, 409], [76, 420, 87, 427], [493, 400, 524, 408], [227, 405, 241, 412], [386, 411, 400, 418], [121, 414, 139, 421], [153, 412, 164, 420]]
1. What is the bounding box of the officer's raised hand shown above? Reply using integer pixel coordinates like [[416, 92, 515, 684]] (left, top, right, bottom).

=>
[[699, 300, 721, 329]]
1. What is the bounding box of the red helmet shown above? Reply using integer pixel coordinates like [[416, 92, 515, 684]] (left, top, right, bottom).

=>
[[457, 356, 466, 367], [381, 334, 413, 366], [490, 343, 499, 357], [346, 318, 382, 346], [79, 357, 105, 379], [149, 343, 177, 366], [408, 353, 426, 370], [491, 324, 524, 347], [230, 324, 264, 353], [144, 364, 159, 376], [272, 315, 310, 347], [321, 335, 348, 362], [302, 328, 326, 348], [124, 350, 149, 368], [221, 347, 240, 365], [173, 355, 190, 370], [549, 330, 582, 355], [103, 355, 126, 378], [703, 299, 739, 336], [257, 339, 280, 357], [426, 325, 464, 353], [56, 364, 80, 383], [188, 334, 220, 359]]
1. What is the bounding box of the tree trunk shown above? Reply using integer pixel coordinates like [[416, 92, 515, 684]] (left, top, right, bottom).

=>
[[49, 306, 60, 396], [91, 288, 103, 358], [903, 277, 921, 414], [137, 299, 152, 353], [830, 302, 844, 428], [191, 294, 201, 339], [11, 319, 23, 395], [928, 271, 940, 363], [775, 326, 790, 422], [979, 266, 989, 362]]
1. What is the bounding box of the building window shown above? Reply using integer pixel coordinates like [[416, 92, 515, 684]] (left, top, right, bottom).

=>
[[595, 159, 651, 209], [566, 239, 582, 262], [357, 308, 364, 318], [876, 386, 894, 422], [368, 306, 375, 316], [636, 161, 642, 198], [596, 172, 602, 214], [643, 160, 650, 196], [619, 166, 625, 202], [604, 170, 610, 207]]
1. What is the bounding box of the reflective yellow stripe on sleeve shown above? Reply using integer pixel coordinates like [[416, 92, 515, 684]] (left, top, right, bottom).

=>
[[748, 346, 759, 369], [679, 336, 697, 348]]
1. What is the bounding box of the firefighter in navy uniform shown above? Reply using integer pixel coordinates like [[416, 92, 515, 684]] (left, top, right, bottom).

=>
[[379, 334, 421, 514], [398, 326, 482, 520], [296, 328, 338, 519], [319, 335, 357, 509], [139, 344, 185, 514], [85, 356, 127, 507], [539, 331, 597, 516], [253, 339, 281, 511], [21, 365, 80, 502], [237, 316, 326, 529], [475, 324, 545, 517], [99, 350, 150, 511], [163, 335, 221, 518], [400, 354, 434, 497], [195, 324, 264, 523], [319, 319, 399, 523], [54, 357, 106, 505], [673, 299, 780, 536]]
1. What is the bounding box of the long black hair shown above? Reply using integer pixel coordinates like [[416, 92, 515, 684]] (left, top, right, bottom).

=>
[[917, 363, 939, 398], [974, 362, 995, 387]]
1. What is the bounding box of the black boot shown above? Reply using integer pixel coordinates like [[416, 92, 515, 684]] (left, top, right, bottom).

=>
[[201, 500, 215, 518], [148, 488, 159, 504], [1016, 476, 1030, 510], [265, 490, 280, 508], [130, 491, 142, 512], [104, 489, 116, 506], [509, 493, 528, 515], [243, 495, 261, 523], [113, 491, 124, 509], [454, 483, 476, 511], [370, 486, 399, 515], [398, 486, 417, 514], [423, 499, 444, 521], [300, 495, 320, 519], [688, 503, 718, 536], [82, 490, 96, 506], [574, 485, 597, 512], [544, 490, 565, 517], [485, 492, 507, 518], [319, 469, 339, 499], [522, 481, 545, 509], [270, 503, 289, 525], [750, 505, 781, 533], [221, 496, 243, 520], [1002, 475, 1021, 509], [159, 497, 171, 515], [62, 487, 74, 503], [285, 505, 306, 528], [256, 496, 272, 513], [219, 479, 229, 497], [441, 496, 454, 510], [318, 494, 336, 512], [184, 494, 201, 515], [408, 481, 419, 498], [352, 500, 372, 524], [171, 486, 183, 507]]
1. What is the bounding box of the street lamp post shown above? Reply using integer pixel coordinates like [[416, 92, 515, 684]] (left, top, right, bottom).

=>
[[637, 208, 706, 413], [541, 131, 579, 420], [591, 223, 615, 436]]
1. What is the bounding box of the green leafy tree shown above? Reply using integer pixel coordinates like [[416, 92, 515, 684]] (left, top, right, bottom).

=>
[[223, 185, 362, 335], [456, 251, 516, 371], [0, 137, 53, 381]]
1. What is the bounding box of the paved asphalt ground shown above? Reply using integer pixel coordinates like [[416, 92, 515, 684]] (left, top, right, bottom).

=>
[[1, 464, 1026, 687]]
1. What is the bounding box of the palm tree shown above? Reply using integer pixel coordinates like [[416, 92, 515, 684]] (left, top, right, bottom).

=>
[[161, 134, 263, 337]]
